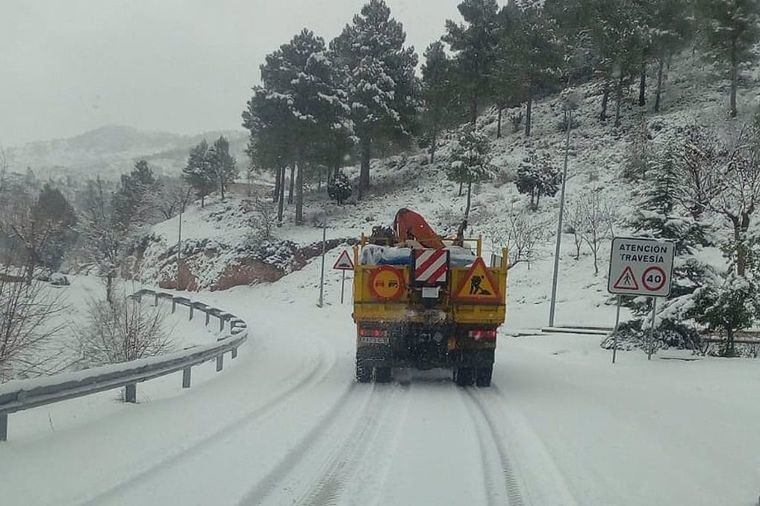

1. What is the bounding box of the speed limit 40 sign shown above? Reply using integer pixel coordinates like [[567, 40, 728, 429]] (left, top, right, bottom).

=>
[[608, 237, 675, 297]]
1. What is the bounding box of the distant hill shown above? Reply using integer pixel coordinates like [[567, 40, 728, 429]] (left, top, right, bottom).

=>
[[5, 125, 249, 180]]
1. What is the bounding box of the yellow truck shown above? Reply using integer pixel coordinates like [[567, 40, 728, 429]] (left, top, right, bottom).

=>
[[352, 209, 508, 386]]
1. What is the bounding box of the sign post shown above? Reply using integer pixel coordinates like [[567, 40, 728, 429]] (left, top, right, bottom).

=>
[[332, 249, 355, 304], [318, 223, 326, 308], [607, 237, 675, 362]]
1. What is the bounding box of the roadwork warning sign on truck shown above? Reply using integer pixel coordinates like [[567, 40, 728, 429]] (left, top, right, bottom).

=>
[[608, 237, 675, 297]]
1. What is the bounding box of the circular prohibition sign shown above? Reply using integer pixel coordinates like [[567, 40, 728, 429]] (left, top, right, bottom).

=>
[[641, 266, 667, 292], [368, 266, 405, 300]]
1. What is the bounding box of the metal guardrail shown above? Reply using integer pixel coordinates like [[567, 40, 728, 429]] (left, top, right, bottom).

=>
[[0, 289, 249, 441]]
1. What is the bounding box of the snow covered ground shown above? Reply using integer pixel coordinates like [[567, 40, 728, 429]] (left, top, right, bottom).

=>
[[2, 254, 759, 506]]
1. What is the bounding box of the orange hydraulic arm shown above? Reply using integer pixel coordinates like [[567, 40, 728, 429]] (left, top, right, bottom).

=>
[[393, 208, 445, 249]]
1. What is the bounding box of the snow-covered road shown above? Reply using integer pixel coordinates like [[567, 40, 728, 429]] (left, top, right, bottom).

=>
[[2, 258, 759, 505]]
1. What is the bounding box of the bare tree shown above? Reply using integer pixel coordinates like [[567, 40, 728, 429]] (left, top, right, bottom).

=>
[[0, 264, 66, 381], [79, 178, 123, 304], [575, 191, 617, 276], [248, 195, 276, 241], [154, 177, 193, 220], [76, 292, 173, 367], [488, 206, 550, 269], [707, 126, 760, 276], [671, 125, 726, 220]]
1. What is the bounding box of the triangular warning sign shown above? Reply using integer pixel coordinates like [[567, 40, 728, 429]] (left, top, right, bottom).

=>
[[613, 266, 639, 290], [333, 250, 355, 270], [453, 257, 501, 304]]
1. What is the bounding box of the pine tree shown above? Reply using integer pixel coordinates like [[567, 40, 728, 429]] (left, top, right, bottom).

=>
[[515, 151, 561, 209], [443, 0, 501, 124], [208, 136, 237, 201], [447, 125, 494, 220], [421, 42, 457, 162], [649, 0, 694, 112], [502, 0, 563, 137], [697, 0, 760, 117], [32, 184, 77, 271], [331, 0, 419, 197], [113, 160, 157, 231], [327, 170, 352, 205], [182, 140, 216, 207]]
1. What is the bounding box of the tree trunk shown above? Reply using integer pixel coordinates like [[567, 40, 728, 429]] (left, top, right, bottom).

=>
[[430, 123, 439, 164], [106, 273, 114, 306], [497, 106, 503, 138], [458, 180, 463, 197], [725, 327, 735, 357], [201, 196, 205, 208], [470, 97, 478, 124], [525, 94, 533, 137], [295, 156, 304, 226], [600, 80, 609, 121], [654, 56, 665, 113], [614, 73, 624, 127], [359, 136, 371, 199], [277, 165, 285, 227], [219, 173, 225, 201], [464, 181, 473, 220], [733, 212, 751, 277], [288, 164, 295, 204], [317, 167, 323, 192], [638, 59, 646, 107], [273, 166, 281, 203], [730, 39, 738, 118]]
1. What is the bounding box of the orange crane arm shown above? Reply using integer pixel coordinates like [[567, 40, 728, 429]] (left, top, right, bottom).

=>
[[393, 208, 445, 249]]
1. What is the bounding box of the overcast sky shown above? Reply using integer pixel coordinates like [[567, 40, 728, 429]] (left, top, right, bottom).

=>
[[0, 0, 472, 147]]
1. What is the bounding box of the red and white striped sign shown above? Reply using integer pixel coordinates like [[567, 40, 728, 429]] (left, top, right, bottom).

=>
[[413, 249, 449, 285]]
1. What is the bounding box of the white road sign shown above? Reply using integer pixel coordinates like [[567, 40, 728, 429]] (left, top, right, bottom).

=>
[[608, 237, 675, 297]]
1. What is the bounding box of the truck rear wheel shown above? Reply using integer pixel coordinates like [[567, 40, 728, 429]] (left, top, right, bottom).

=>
[[455, 367, 474, 387], [356, 353, 372, 383], [475, 366, 493, 387], [374, 367, 392, 383]]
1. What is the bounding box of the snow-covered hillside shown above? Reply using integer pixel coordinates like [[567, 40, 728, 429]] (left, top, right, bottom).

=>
[[134, 50, 760, 330]]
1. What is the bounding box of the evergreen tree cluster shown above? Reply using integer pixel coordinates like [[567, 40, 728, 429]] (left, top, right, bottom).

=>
[[182, 136, 238, 206]]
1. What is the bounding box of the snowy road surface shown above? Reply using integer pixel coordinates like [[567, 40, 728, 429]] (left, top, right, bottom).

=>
[[2, 259, 760, 506]]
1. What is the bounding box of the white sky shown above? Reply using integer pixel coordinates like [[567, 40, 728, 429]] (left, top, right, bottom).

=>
[[0, 0, 468, 147]]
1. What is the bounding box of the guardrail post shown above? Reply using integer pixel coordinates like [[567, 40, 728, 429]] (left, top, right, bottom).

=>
[[154, 293, 159, 306], [232, 347, 238, 359], [219, 316, 225, 332], [216, 354, 224, 372], [205, 312, 210, 326], [0, 413, 8, 441], [125, 384, 137, 403], [182, 367, 192, 388], [189, 305, 194, 320], [172, 299, 176, 314]]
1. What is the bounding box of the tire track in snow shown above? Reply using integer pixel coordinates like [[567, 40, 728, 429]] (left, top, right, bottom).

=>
[[238, 381, 364, 505], [297, 384, 407, 506], [471, 385, 579, 506], [81, 338, 336, 506], [462, 388, 525, 506]]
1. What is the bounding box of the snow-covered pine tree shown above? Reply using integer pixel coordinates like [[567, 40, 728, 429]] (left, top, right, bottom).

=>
[[208, 136, 237, 201], [628, 145, 711, 321], [443, 0, 501, 124], [503, 0, 564, 136], [515, 151, 560, 210], [447, 125, 494, 220], [421, 41, 457, 162], [331, 0, 419, 198], [648, 0, 694, 112], [696, 0, 760, 117], [113, 160, 157, 230], [182, 140, 216, 208], [327, 170, 352, 205]]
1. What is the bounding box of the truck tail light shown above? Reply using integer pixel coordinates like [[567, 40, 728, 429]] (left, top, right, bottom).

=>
[[359, 327, 388, 338], [468, 329, 497, 340]]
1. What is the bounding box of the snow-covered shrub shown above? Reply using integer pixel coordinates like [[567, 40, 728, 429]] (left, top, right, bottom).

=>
[[327, 170, 352, 205], [515, 151, 560, 210], [248, 196, 276, 241], [686, 272, 760, 357], [601, 318, 703, 354], [493, 166, 516, 188], [76, 295, 173, 367]]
